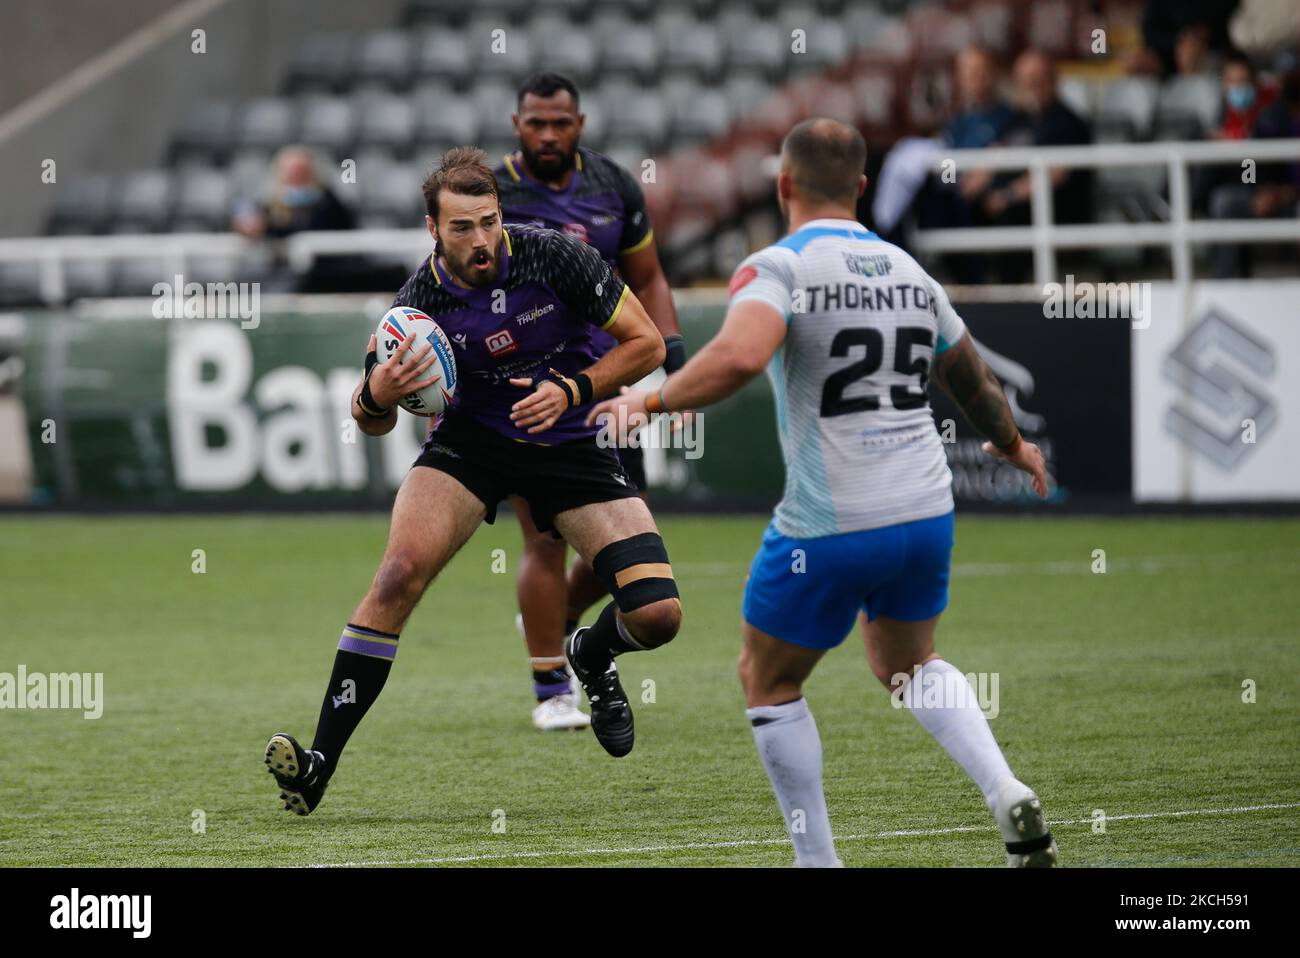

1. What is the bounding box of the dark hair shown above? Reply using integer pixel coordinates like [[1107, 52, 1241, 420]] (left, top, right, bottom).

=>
[[516, 71, 580, 110], [781, 118, 867, 206], [1222, 48, 1256, 78], [422, 146, 498, 222]]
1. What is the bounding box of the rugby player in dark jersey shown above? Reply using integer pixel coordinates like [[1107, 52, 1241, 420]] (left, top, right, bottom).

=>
[[263, 147, 683, 815], [494, 73, 685, 731]]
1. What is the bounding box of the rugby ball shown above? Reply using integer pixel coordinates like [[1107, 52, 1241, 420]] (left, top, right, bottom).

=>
[[374, 307, 457, 416]]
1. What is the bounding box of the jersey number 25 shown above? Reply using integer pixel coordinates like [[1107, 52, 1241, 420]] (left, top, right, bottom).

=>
[[819, 326, 932, 417]]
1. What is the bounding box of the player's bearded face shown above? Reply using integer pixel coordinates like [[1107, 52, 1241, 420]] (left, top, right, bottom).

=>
[[521, 139, 575, 181], [436, 197, 504, 288]]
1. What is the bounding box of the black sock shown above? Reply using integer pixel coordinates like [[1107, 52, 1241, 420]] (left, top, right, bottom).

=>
[[578, 600, 642, 667], [311, 623, 398, 774], [533, 666, 571, 701]]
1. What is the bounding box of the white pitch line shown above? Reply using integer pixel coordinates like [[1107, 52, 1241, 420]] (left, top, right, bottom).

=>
[[307, 801, 1300, 868]]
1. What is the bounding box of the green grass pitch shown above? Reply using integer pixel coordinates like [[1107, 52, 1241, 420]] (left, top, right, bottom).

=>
[[1, 513, 1297, 867]]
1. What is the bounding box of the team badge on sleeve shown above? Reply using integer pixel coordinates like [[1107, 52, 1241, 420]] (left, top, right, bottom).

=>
[[729, 264, 758, 296]]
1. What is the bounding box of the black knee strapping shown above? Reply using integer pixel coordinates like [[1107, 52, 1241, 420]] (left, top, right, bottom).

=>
[[591, 532, 679, 612]]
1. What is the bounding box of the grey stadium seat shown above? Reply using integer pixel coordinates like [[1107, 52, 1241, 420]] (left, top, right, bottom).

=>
[[47, 173, 116, 234], [465, 15, 535, 80], [1154, 75, 1220, 141], [354, 93, 417, 155], [656, 14, 722, 79], [723, 18, 788, 78], [530, 16, 598, 83], [298, 96, 356, 155], [472, 82, 519, 144], [1097, 77, 1160, 141], [415, 94, 480, 147], [115, 170, 175, 232], [416, 30, 473, 86], [236, 98, 298, 151], [723, 73, 774, 125], [600, 84, 669, 150], [290, 34, 354, 92], [354, 31, 414, 89], [173, 167, 232, 231], [171, 100, 233, 163], [600, 21, 659, 81]]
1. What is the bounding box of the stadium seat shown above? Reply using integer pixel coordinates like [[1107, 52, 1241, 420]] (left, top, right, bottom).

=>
[[297, 96, 356, 156], [113, 257, 170, 296], [414, 93, 480, 148], [415, 29, 473, 87], [1154, 75, 1220, 141], [354, 31, 415, 90], [115, 170, 175, 232], [405, 0, 473, 28], [655, 12, 722, 80], [353, 93, 417, 156], [598, 20, 660, 82], [530, 15, 598, 84], [467, 14, 536, 81], [358, 159, 422, 223], [603, 142, 651, 181], [0, 262, 42, 307], [1057, 77, 1094, 123], [1097, 77, 1160, 141], [235, 98, 299, 151], [62, 258, 115, 301], [171, 101, 234, 164], [47, 174, 116, 234], [173, 167, 232, 231], [472, 81, 519, 145], [600, 83, 670, 151], [672, 87, 732, 145], [722, 17, 788, 79], [723, 72, 774, 125], [289, 34, 354, 93]]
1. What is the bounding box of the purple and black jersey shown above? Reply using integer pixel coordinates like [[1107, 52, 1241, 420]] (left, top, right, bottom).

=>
[[391, 224, 629, 444], [495, 148, 652, 352]]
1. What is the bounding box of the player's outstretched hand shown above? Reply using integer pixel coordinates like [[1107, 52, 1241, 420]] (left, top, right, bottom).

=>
[[509, 377, 570, 434], [585, 386, 650, 429], [367, 332, 442, 409], [982, 438, 1049, 498]]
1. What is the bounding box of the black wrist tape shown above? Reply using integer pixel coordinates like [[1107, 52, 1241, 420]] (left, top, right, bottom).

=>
[[663, 335, 687, 374], [574, 373, 594, 405], [358, 369, 390, 418]]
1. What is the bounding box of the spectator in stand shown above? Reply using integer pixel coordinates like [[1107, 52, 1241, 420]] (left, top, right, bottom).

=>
[[231, 146, 365, 292], [1206, 64, 1300, 277], [1128, 0, 1239, 77], [975, 51, 1093, 283], [914, 47, 1023, 283], [232, 146, 354, 239]]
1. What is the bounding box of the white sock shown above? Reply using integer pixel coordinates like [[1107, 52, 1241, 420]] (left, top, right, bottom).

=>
[[746, 698, 841, 867], [900, 658, 1014, 809]]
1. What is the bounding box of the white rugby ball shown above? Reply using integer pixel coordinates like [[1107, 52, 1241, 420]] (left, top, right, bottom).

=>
[[374, 307, 457, 416]]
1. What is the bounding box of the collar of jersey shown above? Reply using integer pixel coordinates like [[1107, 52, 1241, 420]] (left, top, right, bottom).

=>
[[505, 150, 583, 199], [430, 228, 513, 302], [796, 217, 876, 237]]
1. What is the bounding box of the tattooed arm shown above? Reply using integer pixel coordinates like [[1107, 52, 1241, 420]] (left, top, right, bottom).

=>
[[931, 334, 1049, 497]]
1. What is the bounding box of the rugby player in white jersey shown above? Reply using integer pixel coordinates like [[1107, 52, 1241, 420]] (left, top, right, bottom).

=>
[[589, 118, 1058, 867]]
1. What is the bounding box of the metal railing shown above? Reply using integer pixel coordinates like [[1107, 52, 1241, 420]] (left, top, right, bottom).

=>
[[1, 139, 1297, 303], [909, 138, 1300, 285]]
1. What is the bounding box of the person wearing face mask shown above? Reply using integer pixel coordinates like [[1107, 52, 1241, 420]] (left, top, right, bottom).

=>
[[233, 146, 355, 239], [1215, 51, 1277, 139]]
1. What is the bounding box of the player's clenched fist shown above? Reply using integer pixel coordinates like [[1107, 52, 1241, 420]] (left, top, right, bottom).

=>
[[364, 332, 442, 410], [982, 437, 1049, 498]]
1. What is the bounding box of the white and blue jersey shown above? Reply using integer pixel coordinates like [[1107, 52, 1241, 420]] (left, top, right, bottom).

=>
[[732, 218, 967, 647]]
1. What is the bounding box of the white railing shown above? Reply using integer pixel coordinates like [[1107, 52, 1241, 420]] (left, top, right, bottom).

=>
[[1, 139, 1297, 303], [910, 138, 1300, 285]]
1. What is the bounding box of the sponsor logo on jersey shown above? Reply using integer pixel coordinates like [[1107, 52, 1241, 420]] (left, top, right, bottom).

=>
[[562, 222, 590, 243], [729, 264, 758, 295], [485, 329, 518, 357], [451, 332, 468, 347], [843, 252, 893, 277], [515, 303, 556, 326]]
